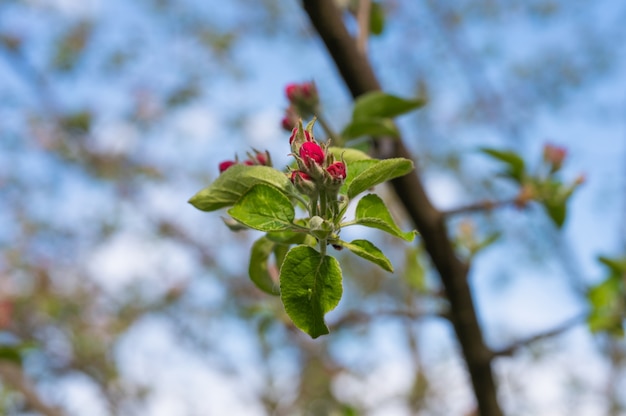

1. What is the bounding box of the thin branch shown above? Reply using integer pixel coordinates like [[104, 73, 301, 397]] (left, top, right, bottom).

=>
[[330, 308, 448, 331], [301, 2, 503, 415], [0, 361, 64, 416], [356, 0, 371, 56], [443, 198, 519, 217], [491, 313, 586, 358]]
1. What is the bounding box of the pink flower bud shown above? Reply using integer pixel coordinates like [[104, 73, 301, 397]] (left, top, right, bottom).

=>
[[219, 160, 237, 173], [256, 152, 268, 166], [326, 161, 346, 180], [243, 160, 254, 166], [290, 170, 312, 184], [285, 83, 299, 101], [299, 141, 325, 167], [282, 117, 294, 131], [289, 127, 312, 145], [543, 143, 567, 170]]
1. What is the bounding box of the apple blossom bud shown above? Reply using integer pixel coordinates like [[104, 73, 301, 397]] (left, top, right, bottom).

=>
[[326, 161, 346, 180], [219, 160, 237, 173], [299, 141, 325, 167], [285, 83, 299, 101], [543, 143, 567, 172]]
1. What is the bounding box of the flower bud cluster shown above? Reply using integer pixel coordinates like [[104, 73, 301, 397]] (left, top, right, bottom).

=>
[[288, 121, 347, 222], [281, 81, 319, 130], [218, 149, 271, 174]]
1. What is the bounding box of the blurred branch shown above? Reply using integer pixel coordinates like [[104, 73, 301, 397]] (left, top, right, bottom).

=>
[[330, 308, 448, 331], [491, 313, 586, 358], [301, 1, 502, 414], [356, 0, 371, 56], [443, 198, 520, 217], [0, 362, 64, 416]]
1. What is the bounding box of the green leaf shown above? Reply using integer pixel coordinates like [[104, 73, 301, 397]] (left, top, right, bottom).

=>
[[342, 118, 399, 140], [347, 158, 414, 199], [403, 245, 426, 292], [228, 184, 296, 232], [353, 91, 426, 120], [587, 275, 625, 336], [279, 245, 343, 338], [354, 194, 416, 241], [327, 146, 371, 163], [249, 237, 280, 295], [0, 345, 22, 365], [480, 148, 526, 182], [369, 2, 385, 35], [340, 239, 393, 272], [189, 165, 293, 212], [341, 159, 380, 194], [598, 256, 626, 275], [543, 200, 567, 228]]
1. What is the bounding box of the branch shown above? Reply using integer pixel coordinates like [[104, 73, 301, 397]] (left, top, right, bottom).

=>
[[491, 314, 586, 358], [0, 361, 64, 416], [443, 198, 520, 217], [330, 308, 448, 331], [301, 1, 503, 414], [356, 0, 371, 56]]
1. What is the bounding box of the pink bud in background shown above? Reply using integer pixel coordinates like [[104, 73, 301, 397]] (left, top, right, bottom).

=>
[[290, 170, 312, 184], [256, 152, 268, 166], [326, 161, 346, 180], [219, 160, 237, 173], [285, 83, 299, 101], [243, 160, 254, 166], [299, 141, 325, 166], [543, 143, 567, 170]]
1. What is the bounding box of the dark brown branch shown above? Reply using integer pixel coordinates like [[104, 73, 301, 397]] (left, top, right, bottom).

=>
[[302, 1, 503, 415], [491, 314, 586, 358]]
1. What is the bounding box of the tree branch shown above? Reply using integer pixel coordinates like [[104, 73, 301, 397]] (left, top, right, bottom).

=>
[[0, 361, 64, 416], [443, 198, 520, 217], [491, 313, 586, 358], [301, 1, 503, 414]]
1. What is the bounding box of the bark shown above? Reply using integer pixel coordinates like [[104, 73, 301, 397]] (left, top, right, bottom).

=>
[[301, 1, 503, 414]]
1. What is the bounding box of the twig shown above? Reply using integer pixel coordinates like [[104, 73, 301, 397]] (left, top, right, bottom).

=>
[[491, 313, 586, 358], [0, 361, 64, 416], [356, 0, 371, 56], [330, 308, 448, 331], [443, 198, 519, 217]]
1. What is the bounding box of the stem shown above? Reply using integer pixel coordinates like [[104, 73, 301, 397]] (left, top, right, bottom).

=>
[[316, 113, 343, 147]]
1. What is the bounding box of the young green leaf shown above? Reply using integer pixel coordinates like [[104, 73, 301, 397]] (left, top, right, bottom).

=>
[[352, 91, 426, 120], [339, 239, 393, 272], [347, 158, 414, 199], [480, 148, 526, 183], [327, 146, 371, 163], [341, 118, 399, 140], [341, 159, 380, 194], [353, 194, 416, 241], [228, 184, 296, 232], [369, 1, 385, 35], [189, 165, 292, 212], [248, 237, 280, 295], [279, 245, 343, 338], [543, 199, 567, 228]]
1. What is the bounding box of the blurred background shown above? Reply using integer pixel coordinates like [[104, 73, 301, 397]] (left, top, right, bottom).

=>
[[0, 0, 625, 414]]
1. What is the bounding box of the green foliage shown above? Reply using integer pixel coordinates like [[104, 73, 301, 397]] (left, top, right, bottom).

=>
[[353, 194, 416, 241], [279, 245, 343, 338], [347, 158, 414, 198], [249, 237, 280, 295], [587, 255, 626, 336], [481, 146, 582, 228], [342, 92, 426, 140], [228, 184, 297, 232], [480, 148, 526, 182], [189, 119, 416, 338], [338, 239, 393, 272], [189, 165, 293, 212]]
